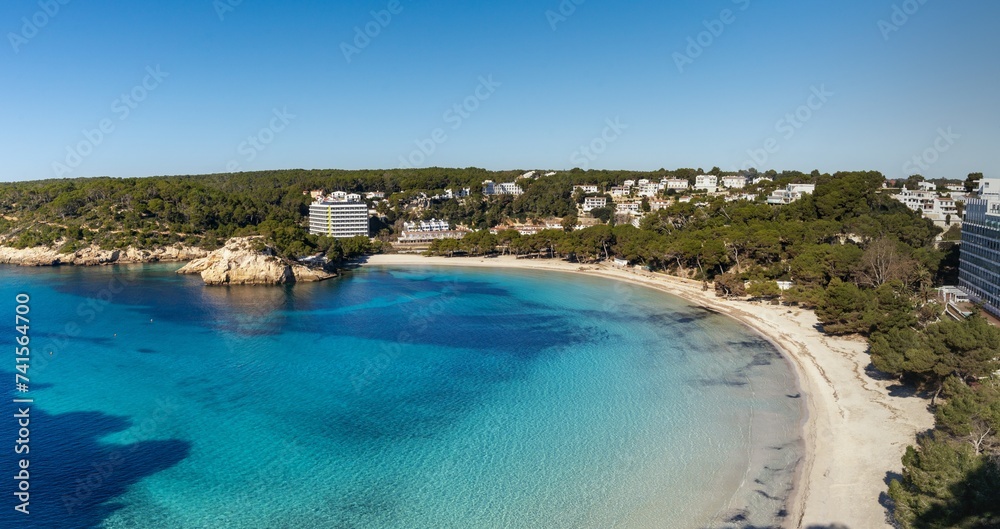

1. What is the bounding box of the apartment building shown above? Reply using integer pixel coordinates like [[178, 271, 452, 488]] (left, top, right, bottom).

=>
[[959, 179, 1000, 318], [309, 197, 370, 238]]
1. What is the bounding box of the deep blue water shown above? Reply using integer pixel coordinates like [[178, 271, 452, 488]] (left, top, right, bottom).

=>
[[0, 263, 802, 528]]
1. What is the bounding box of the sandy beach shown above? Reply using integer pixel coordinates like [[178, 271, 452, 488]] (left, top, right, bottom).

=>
[[362, 253, 934, 529]]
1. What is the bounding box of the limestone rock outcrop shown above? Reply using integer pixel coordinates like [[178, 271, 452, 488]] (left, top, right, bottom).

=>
[[0, 244, 208, 266], [175, 237, 334, 285]]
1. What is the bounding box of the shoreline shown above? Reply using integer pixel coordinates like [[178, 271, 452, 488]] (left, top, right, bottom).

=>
[[0, 244, 208, 267], [361, 253, 934, 529]]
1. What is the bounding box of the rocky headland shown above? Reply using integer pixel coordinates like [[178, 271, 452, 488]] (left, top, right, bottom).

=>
[[175, 237, 334, 285]]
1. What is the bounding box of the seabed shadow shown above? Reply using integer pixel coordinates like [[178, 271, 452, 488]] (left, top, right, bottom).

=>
[[2, 399, 190, 529]]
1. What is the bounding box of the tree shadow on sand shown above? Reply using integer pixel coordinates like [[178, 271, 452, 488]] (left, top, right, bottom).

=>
[[1, 400, 191, 529]]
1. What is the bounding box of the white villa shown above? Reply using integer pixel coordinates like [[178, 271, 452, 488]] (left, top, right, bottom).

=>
[[482, 180, 523, 196], [766, 184, 816, 205], [637, 183, 662, 197], [616, 202, 641, 214], [582, 196, 607, 212], [444, 188, 470, 199], [694, 175, 718, 193], [648, 199, 671, 211], [398, 219, 469, 243], [894, 188, 959, 224], [721, 176, 747, 189]]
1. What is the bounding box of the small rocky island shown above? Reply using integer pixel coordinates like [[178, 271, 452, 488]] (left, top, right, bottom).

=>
[[176, 237, 335, 285]]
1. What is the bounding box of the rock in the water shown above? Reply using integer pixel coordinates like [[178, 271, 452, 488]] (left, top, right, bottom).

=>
[[176, 237, 334, 285]]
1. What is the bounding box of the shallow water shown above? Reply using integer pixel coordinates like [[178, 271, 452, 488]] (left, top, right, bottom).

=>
[[0, 263, 802, 528]]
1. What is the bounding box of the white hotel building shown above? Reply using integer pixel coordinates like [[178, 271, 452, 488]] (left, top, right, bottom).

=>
[[582, 196, 607, 212], [721, 176, 747, 189], [308, 196, 370, 238], [482, 180, 523, 196], [694, 175, 718, 192], [959, 179, 1000, 318], [767, 183, 816, 205], [664, 179, 689, 190]]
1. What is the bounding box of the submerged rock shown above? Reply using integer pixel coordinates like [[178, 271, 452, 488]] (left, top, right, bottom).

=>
[[176, 237, 334, 285]]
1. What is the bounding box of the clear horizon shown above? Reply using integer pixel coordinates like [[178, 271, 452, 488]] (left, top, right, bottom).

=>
[[1, 0, 997, 182]]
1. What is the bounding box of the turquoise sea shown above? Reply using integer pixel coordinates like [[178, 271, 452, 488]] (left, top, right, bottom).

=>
[[0, 263, 802, 528]]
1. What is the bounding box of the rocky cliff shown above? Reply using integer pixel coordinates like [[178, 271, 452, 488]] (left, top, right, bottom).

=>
[[175, 237, 334, 285], [0, 244, 208, 267]]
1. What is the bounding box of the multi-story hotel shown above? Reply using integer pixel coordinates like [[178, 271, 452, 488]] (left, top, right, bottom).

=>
[[582, 196, 607, 212], [721, 176, 747, 189], [482, 180, 523, 196], [308, 196, 370, 238], [664, 178, 689, 190], [694, 175, 718, 192], [959, 178, 1000, 317]]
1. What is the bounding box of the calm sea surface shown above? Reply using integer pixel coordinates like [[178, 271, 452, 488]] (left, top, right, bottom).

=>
[[0, 263, 802, 528]]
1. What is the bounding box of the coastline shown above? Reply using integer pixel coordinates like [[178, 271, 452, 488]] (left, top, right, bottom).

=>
[[361, 253, 934, 529], [0, 244, 208, 266]]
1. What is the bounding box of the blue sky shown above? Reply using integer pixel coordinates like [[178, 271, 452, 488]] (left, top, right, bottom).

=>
[[1, 0, 997, 182]]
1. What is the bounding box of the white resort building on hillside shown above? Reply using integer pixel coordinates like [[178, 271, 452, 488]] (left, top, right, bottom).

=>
[[582, 196, 607, 212], [694, 175, 718, 192], [308, 195, 370, 238], [767, 184, 816, 205], [616, 202, 641, 214], [637, 183, 662, 197], [721, 176, 747, 189], [398, 218, 469, 243], [959, 178, 1000, 318], [482, 180, 523, 196], [893, 188, 959, 224]]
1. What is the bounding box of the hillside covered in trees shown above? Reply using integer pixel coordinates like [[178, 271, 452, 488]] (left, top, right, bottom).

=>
[[0, 167, 718, 256]]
